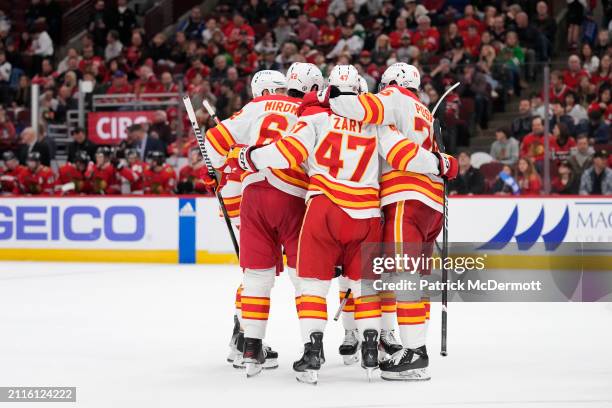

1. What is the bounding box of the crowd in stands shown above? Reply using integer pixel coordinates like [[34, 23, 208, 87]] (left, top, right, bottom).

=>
[[0, 0, 611, 196]]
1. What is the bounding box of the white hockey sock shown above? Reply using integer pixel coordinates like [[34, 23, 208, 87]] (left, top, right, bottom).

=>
[[241, 268, 275, 339], [297, 278, 331, 344]]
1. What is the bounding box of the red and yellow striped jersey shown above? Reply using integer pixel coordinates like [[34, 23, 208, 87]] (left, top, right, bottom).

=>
[[204, 94, 309, 199], [250, 106, 441, 219], [329, 85, 444, 212]]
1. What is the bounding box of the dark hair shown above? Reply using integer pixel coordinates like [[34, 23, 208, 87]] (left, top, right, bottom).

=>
[[288, 89, 305, 98], [127, 124, 143, 133], [496, 127, 510, 138], [556, 123, 570, 146]]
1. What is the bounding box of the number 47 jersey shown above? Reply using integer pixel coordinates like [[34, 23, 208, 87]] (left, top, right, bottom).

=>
[[249, 106, 442, 219], [205, 94, 309, 198]]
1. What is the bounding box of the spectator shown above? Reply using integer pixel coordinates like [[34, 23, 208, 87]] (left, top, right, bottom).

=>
[[553, 123, 577, 159], [0, 107, 17, 155], [587, 109, 611, 145], [564, 91, 588, 126], [495, 31, 524, 95], [550, 102, 575, 134], [88, 0, 109, 52], [567, 0, 585, 50], [514, 12, 540, 75], [581, 42, 599, 74], [580, 151, 612, 195], [273, 16, 294, 46], [448, 151, 485, 195], [552, 160, 580, 195], [0, 51, 12, 103], [389, 17, 411, 49], [17, 127, 50, 166], [149, 110, 174, 147], [412, 15, 440, 57], [296, 14, 319, 44], [511, 98, 533, 141], [459, 64, 490, 130], [533, 1, 556, 58], [66, 127, 97, 163], [109, 0, 137, 45], [491, 164, 520, 195], [490, 127, 519, 166], [563, 55, 589, 90], [547, 70, 569, 104], [568, 134, 595, 177], [520, 116, 558, 163], [457, 4, 484, 35], [128, 124, 164, 161], [178, 7, 205, 40], [105, 30, 123, 61], [326, 25, 363, 59], [516, 157, 542, 195]]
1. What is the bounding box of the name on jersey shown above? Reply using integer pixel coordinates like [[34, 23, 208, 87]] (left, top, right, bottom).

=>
[[414, 103, 433, 123], [332, 116, 363, 133], [264, 101, 299, 115]]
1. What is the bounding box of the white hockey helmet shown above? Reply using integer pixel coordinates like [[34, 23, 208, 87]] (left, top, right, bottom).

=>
[[358, 75, 368, 94], [251, 70, 287, 98], [380, 63, 421, 90], [286, 62, 324, 93], [328, 65, 360, 94]]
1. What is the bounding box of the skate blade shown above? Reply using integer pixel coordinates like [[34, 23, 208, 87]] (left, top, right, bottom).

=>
[[262, 358, 279, 369], [380, 368, 431, 381], [227, 349, 239, 364], [342, 353, 360, 365], [365, 367, 377, 382], [296, 369, 318, 385], [232, 355, 245, 369], [245, 362, 263, 378]]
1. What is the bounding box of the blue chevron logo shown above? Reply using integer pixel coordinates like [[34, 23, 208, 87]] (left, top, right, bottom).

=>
[[478, 205, 570, 251]]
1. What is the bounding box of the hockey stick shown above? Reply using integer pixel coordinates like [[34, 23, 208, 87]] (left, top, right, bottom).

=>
[[432, 81, 459, 357], [182, 95, 240, 258], [333, 288, 351, 321]]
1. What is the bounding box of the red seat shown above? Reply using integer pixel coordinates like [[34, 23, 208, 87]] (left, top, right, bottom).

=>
[[479, 162, 504, 192]]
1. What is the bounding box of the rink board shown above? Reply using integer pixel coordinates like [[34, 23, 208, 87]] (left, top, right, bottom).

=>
[[0, 196, 610, 264]]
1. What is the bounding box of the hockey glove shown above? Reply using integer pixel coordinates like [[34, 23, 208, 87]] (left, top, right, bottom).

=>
[[434, 152, 458, 180], [227, 144, 259, 172]]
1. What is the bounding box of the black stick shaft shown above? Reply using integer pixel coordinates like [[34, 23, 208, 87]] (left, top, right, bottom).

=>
[[182, 96, 240, 258]]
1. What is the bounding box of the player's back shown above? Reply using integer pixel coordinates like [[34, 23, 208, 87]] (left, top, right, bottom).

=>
[[297, 108, 382, 219], [207, 94, 308, 198]]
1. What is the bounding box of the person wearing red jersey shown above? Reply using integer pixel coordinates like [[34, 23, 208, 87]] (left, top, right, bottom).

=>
[[143, 151, 176, 194], [319, 62, 458, 380], [563, 55, 590, 90], [86, 146, 120, 194], [456, 4, 485, 35], [411, 15, 440, 54], [230, 65, 457, 384], [55, 151, 92, 195], [520, 116, 559, 164], [209, 64, 324, 377], [117, 149, 148, 194], [546, 70, 570, 104], [0, 151, 27, 195], [18, 151, 55, 195], [177, 148, 215, 194]]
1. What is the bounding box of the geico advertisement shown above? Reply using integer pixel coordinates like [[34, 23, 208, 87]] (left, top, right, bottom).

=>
[[0, 198, 177, 249], [448, 197, 612, 244]]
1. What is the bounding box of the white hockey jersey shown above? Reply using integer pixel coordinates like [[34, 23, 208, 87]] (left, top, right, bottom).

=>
[[329, 85, 444, 212], [250, 106, 441, 219]]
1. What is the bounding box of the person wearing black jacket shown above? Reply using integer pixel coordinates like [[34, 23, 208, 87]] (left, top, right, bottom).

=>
[[448, 151, 485, 195], [17, 127, 50, 166], [66, 127, 97, 163]]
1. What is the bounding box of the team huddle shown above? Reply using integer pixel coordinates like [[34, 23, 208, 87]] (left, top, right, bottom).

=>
[[201, 62, 458, 384]]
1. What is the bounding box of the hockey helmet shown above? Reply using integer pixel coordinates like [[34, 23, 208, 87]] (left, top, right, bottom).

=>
[[286, 62, 324, 93], [251, 70, 287, 98], [380, 63, 421, 90], [328, 65, 360, 94]]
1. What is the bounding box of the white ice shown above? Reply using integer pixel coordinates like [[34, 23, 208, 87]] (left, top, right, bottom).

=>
[[0, 262, 611, 408]]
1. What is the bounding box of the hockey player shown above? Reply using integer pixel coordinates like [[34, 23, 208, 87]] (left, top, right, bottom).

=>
[[177, 148, 216, 194], [227, 65, 457, 383], [116, 149, 147, 194], [55, 151, 92, 195], [336, 75, 402, 366], [0, 151, 27, 195], [86, 146, 119, 194], [322, 62, 450, 381], [18, 151, 55, 195], [143, 151, 176, 194], [211, 65, 324, 377]]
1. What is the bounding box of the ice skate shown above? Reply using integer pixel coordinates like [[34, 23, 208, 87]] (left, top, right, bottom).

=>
[[378, 329, 402, 362], [380, 346, 431, 381], [233, 333, 278, 370], [339, 329, 360, 365], [243, 337, 267, 377], [361, 329, 379, 381], [226, 315, 241, 363], [293, 332, 323, 385]]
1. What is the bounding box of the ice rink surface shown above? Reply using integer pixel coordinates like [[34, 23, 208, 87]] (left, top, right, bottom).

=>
[[0, 262, 611, 408]]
